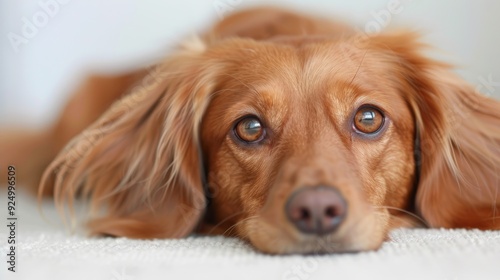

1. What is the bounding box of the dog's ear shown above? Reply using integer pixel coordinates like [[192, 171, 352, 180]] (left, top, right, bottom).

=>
[[368, 32, 500, 229], [41, 37, 215, 238]]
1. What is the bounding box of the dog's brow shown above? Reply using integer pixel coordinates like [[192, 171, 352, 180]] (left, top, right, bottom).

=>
[[348, 49, 368, 88]]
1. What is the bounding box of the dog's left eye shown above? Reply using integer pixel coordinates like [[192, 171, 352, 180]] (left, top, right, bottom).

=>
[[353, 106, 385, 134], [234, 116, 265, 143]]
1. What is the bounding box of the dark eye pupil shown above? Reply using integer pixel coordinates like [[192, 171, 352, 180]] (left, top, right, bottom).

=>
[[353, 106, 384, 134], [235, 117, 264, 143], [245, 120, 261, 134], [360, 111, 375, 124]]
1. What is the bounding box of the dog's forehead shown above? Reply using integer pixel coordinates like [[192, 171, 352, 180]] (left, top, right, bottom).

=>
[[205, 41, 357, 136], [220, 39, 386, 105]]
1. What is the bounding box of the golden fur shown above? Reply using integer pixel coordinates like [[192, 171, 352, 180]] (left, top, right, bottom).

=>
[[1, 7, 499, 254]]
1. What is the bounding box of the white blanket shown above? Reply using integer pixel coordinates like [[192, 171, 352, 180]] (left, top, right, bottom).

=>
[[1, 191, 500, 280]]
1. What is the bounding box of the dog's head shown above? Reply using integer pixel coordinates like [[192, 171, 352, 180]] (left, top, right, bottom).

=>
[[42, 30, 500, 254]]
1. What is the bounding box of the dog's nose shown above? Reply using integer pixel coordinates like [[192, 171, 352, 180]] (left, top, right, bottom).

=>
[[286, 186, 347, 235]]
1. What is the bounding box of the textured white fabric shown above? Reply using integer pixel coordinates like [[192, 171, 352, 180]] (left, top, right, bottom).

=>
[[1, 191, 500, 280]]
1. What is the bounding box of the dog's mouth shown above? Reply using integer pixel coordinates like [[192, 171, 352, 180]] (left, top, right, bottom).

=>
[[244, 218, 385, 255], [239, 198, 387, 254]]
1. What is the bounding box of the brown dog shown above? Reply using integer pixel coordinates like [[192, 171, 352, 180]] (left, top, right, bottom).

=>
[[1, 7, 499, 254]]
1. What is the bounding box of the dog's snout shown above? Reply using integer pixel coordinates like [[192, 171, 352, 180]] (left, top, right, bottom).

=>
[[286, 186, 347, 235]]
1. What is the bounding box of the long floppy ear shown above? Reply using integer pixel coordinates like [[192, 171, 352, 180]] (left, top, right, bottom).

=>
[[370, 32, 500, 229], [40, 37, 214, 238]]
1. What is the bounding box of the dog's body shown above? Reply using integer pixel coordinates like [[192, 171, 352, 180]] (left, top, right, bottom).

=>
[[1, 7, 499, 254]]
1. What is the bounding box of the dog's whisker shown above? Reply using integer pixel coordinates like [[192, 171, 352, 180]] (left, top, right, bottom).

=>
[[230, 216, 264, 240], [374, 205, 430, 228], [203, 210, 248, 236], [348, 48, 368, 87], [221, 215, 259, 237]]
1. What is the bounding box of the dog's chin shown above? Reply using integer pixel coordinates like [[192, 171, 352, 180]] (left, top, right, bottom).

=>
[[241, 211, 388, 255]]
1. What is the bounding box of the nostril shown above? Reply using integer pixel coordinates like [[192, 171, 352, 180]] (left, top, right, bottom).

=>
[[325, 206, 337, 218], [286, 186, 347, 235], [300, 208, 311, 220]]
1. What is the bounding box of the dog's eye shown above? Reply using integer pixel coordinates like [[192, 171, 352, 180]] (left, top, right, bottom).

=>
[[353, 106, 384, 134], [234, 116, 265, 143]]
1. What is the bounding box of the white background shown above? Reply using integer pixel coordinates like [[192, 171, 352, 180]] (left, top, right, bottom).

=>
[[1, 0, 499, 127]]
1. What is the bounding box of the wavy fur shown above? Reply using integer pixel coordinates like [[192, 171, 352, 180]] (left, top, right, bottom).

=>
[[40, 39, 216, 237], [3, 7, 496, 253]]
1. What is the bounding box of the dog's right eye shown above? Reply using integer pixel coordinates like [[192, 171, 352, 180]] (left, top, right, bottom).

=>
[[353, 105, 385, 135], [234, 116, 265, 143]]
